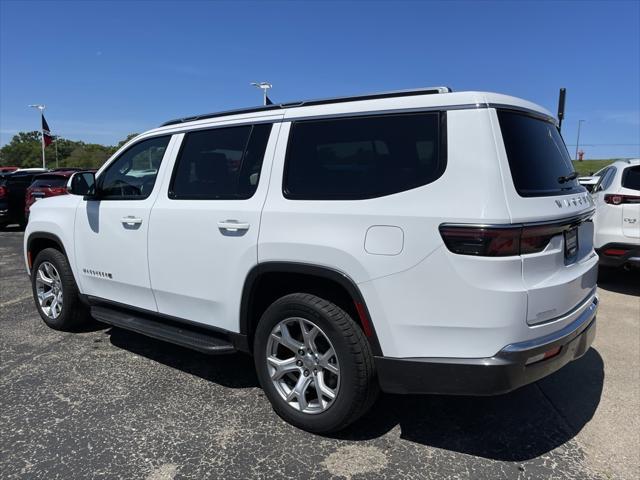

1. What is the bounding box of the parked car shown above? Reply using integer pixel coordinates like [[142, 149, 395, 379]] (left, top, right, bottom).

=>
[[0, 168, 47, 229], [578, 175, 600, 193], [588, 159, 640, 268], [24, 170, 89, 221], [25, 87, 598, 433], [0, 166, 19, 173]]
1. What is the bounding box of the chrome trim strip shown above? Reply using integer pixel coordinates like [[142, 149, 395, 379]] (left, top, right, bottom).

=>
[[501, 295, 598, 354]]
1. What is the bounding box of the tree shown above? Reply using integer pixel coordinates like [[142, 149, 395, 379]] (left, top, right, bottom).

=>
[[0, 131, 43, 167], [0, 132, 139, 169]]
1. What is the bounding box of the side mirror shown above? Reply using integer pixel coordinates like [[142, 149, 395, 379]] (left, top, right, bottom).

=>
[[68, 172, 97, 197]]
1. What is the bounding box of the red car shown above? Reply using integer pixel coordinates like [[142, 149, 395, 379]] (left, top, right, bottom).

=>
[[25, 170, 94, 219], [0, 166, 19, 173]]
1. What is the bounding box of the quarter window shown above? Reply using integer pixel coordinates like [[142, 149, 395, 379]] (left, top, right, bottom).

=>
[[283, 112, 445, 200], [99, 136, 171, 200], [169, 123, 272, 199], [622, 166, 640, 191]]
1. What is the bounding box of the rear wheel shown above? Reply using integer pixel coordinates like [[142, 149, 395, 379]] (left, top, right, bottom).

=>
[[31, 248, 88, 330], [254, 293, 378, 433]]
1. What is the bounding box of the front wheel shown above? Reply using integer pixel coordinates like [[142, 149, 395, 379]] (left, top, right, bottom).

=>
[[31, 248, 88, 331], [254, 293, 378, 433]]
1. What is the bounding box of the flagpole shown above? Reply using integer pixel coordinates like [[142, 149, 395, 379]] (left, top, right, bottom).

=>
[[40, 110, 46, 169], [54, 136, 59, 168], [29, 104, 46, 169]]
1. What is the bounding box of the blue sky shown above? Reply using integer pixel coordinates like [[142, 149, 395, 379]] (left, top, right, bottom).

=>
[[1, 0, 638, 158]]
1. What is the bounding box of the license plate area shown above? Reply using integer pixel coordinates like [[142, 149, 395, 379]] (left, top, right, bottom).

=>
[[564, 227, 579, 264]]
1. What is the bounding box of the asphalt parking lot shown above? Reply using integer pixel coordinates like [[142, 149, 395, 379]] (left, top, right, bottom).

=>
[[1, 230, 638, 480]]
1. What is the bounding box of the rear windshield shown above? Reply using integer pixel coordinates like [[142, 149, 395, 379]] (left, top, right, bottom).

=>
[[622, 166, 640, 191], [31, 176, 68, 188], [498, 110, 583, 197]]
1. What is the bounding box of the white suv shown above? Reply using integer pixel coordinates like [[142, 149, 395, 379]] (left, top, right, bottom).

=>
[[583, 159, 640, 268], [25, 87, 599, 432]]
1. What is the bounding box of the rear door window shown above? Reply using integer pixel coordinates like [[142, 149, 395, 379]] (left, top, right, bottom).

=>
[[497, 110, 584, 197], [283, 112, 446, 200], [30, 176, 68, 189], [622, 166, 640, 191], [169, 123, 272, 200]]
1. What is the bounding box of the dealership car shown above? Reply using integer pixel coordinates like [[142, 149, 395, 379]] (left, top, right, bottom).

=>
[[587, 159, 640, 268], [25, 87, 598, 432], [24, 170, 93, 221], [0, 168, 47, 228]]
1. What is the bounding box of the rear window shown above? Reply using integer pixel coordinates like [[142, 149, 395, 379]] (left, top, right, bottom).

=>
[[31, 176, 68, 189], [498, 110, 583, 197], [283, 112, 446, 200], [622, 166, 640, 191]]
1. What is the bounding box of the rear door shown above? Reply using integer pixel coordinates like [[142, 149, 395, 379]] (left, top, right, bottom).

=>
[[147, 120, 279, 332], [74, 135, 176, 311], [493, 109, 598, 325], [621, 165, 640, 238]]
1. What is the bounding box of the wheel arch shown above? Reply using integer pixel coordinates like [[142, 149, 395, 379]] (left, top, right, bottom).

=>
[[240, 262, 383, 356], [27, 232, 68, 271]]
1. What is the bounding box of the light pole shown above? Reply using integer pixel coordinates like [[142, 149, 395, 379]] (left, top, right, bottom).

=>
[[28, 104, 46, 168], [251, 82, 272, 105], [575, 119, 585, 161]]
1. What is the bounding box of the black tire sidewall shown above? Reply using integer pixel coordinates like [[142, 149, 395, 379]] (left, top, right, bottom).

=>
[[254, 295, 369, 433], [31, 248, 82, 330]]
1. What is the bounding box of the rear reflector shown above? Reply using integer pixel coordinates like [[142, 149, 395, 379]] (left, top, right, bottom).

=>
[[604, 194, 640, 205], [526, 346, 562, 365], [603, 248, 627, 257]]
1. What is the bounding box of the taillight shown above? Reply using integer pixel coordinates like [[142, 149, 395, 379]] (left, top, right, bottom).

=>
[[0, 185, 6, 199], [440, 223, 569, 257], [49, 187, 67, 195], [604, 194, 640, 205], [439, 226, 520, 256]]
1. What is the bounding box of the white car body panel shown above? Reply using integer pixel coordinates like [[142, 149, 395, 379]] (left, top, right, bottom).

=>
[[24, 89, 598, 364]]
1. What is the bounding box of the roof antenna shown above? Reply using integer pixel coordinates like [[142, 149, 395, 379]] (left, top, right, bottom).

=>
[[557, 87, 566, 132], [251, 82, 273, 105]]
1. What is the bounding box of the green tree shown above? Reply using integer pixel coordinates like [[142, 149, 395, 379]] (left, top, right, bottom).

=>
[[0, 131, 43, 167], [0, 132, 140, 169]]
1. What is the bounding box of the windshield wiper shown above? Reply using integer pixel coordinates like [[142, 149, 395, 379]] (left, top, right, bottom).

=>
[[558, 171, 578, 184]]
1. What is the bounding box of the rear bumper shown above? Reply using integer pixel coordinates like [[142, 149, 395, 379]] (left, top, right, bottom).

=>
[[375, 296, 598, 395], [597, 243, 640, 268]]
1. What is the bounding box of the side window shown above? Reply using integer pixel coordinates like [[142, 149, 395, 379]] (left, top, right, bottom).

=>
[[283, 112, 445, 200], [621, 166, 640, 191], [599, 167, 617, 191], [169, 123, 272, 199], [99, 136, 171, 200]]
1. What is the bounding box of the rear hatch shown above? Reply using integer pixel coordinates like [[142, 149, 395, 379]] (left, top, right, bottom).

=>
[[620, 165, 640, 239], [26, 175, 69, 212], [495, 109, 598, 325]]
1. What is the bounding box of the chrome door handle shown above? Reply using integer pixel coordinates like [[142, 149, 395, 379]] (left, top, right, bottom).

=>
[[121, 216, 143, 226], [217, 220, 250, 232]]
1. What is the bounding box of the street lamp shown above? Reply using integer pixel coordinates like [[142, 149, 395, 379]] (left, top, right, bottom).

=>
[[28, 104, 46, 168], [575, 119, 586, 161], [250, 82, 272, 106]]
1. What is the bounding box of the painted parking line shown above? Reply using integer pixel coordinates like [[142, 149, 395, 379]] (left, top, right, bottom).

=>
[[0, 294, 33, 308]]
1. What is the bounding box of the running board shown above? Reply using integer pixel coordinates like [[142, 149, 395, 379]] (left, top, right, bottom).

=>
[[91, 305, 236, 355]]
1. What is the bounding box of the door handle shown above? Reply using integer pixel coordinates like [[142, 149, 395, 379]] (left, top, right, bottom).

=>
[[217, 220, 250, 232], [121, 216, 143, 226]]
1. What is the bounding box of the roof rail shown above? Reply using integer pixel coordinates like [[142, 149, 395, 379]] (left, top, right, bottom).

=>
[[160, 86, 452, 127]]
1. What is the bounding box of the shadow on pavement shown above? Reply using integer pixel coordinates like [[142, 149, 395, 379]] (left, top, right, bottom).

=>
[[598, 267, 640, 297], [106, 325, 604, 462], [107, 327, 259, 389]]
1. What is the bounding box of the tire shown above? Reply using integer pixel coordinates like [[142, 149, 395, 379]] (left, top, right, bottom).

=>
[[254, 293, 378, 433], [31, 248, 88, 331]]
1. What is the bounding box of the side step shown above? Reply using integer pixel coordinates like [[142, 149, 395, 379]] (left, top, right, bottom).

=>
[[91, 305, 236, 355]]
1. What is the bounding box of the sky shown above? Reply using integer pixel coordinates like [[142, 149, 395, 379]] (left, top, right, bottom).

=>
[[0, 0, 639, 159]]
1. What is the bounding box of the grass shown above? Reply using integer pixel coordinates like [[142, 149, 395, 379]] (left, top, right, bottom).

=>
[[572, 159, 615, 176]]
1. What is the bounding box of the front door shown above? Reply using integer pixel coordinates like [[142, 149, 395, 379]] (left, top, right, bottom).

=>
[[148, 121, 279, 332], [74, 135, 176, 311]]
